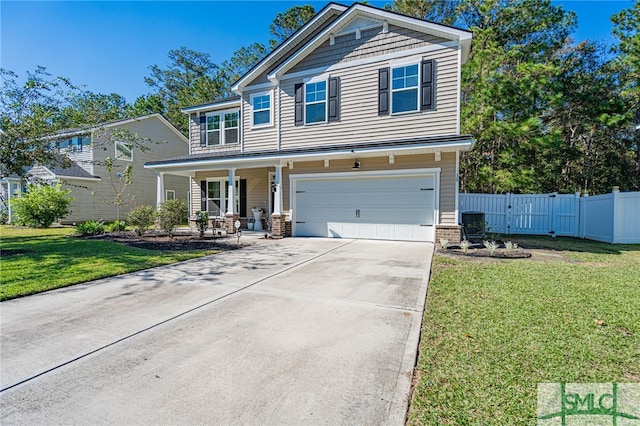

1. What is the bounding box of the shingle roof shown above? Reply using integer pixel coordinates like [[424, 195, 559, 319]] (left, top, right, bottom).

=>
[[146, 134, 474, 166], [47, 162, 98, 179]]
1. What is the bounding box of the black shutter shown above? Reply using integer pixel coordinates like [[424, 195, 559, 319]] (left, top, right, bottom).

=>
[[378, 68, 390, 115], [199, 114, 207, 146], [240, 179, 247, 217], [421, 60, 435, 111], [200, 181, 207, 212], [294, 83, 304, 126], [328, 77, 340, 122]]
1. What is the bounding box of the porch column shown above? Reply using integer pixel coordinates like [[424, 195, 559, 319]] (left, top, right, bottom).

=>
[[225, 168, 239, 234], [273, 164, 283, 215], [156, 172, 165, 207], [227, 168, 236, 215], [271, 164, 286, 238]]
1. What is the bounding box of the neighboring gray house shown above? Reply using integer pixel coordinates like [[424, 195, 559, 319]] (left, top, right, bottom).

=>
[[28, 114, 189, 224], [146, 3, 473, 242]]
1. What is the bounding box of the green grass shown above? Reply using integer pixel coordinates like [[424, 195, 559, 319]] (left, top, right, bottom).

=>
[[408, 236, 640, 425], [0, 226, 217, 301]]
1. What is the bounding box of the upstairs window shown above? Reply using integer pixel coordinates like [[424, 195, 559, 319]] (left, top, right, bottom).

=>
[[379, 60, 435, 116], [205, 110, 239, 146], [391, 64, 419, 113], [251, 93, 271, 126], [115, 141, 133, 161], [305, 81, 327, 124]]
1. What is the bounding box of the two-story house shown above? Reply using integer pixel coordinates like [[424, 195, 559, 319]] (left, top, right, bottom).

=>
[[28, 114, 189, 224], [145, 3, 473, 242]]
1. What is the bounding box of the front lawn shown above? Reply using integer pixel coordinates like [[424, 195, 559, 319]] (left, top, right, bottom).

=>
[[0, 226, 217, 301], [408, 236, 640, 425]]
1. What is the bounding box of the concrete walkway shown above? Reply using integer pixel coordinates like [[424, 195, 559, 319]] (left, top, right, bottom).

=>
[[0, 238, 433, 425]]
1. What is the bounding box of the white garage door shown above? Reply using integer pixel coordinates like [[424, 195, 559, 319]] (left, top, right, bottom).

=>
[[293, 173, 436, 241]]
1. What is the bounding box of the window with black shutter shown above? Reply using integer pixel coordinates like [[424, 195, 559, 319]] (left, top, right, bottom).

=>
[[378, 68, 389, 115], [199, 114, 206, 146], [420, 59, 435, 111], [328, 77, 340, 122], [294, 83, 304, 126]]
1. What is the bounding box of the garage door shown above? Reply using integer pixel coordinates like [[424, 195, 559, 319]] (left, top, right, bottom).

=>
[[293, 173, 436, 241]]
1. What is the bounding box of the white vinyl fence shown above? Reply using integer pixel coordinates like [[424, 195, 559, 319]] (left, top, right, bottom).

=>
[[459, 189, 640, 244]]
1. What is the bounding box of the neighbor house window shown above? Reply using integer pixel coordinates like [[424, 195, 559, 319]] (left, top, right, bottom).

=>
[[305, 81, 327, 124], [165, 190, 175, 201], [206, 110, 239, 146], [251, 92, 271, 126], [391, 64, 419, 113], [115, 141, 133, 161]]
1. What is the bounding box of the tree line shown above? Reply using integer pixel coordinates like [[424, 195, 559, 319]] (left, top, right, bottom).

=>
[[1, 1, 638, 195]]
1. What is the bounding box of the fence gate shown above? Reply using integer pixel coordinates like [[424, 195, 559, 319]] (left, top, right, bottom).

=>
[[459, 193, 580, 237]]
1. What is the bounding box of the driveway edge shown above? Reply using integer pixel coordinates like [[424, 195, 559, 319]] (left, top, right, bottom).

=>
[[386, 243, 434, 425]]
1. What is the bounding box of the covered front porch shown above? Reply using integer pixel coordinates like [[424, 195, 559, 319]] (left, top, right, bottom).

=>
[[153, 163, 288, 237]]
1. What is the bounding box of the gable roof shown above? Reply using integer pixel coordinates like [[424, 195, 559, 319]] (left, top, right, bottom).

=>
[[231, 2, 348, 92], [233, 2, 472, 91], [51, 114, 188, 144]]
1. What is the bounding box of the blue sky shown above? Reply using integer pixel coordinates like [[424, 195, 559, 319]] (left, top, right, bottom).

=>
[[0, 1, 632, 102]]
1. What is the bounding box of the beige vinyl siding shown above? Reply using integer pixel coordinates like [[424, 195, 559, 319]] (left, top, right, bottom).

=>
[[242, 89, 278, 152], [60, 117, 189, 223], [279, 152, 457, 224], [279, 45, 458, 150], [289, 25, 448, 73], [189, 111, 242, 156], [192, 168, 270, 217]]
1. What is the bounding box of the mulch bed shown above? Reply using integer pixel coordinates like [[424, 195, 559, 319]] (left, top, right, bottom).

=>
[[439, 243, 532, 259], [81, 231, 245, 251]]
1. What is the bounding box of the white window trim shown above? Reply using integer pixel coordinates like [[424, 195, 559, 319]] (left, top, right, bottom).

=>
[[114, 141, 133, 161], [165, 190, 175, 200], [304, 80, 328, 125], [390, 62, 420, 115], [206, 108, 240, 146], [204, 177, 241, 218], [250, 91, 274, 128]]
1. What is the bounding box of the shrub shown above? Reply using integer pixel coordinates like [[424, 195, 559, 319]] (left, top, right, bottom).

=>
[[460, 240, 471, 254], [504, 241, 519, 253], [107, 221, 127, 232], [439, 238, 449, 251], [195, 210, 209, 238], [483, 240, 499, 256], [157, 199, 188, 237], [75, 220, 106, 236], [11, 183, 73, 228], [127, 205, 157, 236]]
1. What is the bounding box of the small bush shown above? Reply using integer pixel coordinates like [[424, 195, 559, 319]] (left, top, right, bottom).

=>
[[483, 240, 499, 256], [11, 183, 73, 228], [107, 221, 127, 232], [157, 199, 188, 237], [504, 241, 518, 253], [460, 240, 471, 254], [195, 210, 209, 238], [76, 220, 106, 236], [439, 238, 449, 251], [127, 205, 157, 236]]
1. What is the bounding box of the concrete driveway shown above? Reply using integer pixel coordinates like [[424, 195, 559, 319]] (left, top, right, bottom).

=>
[[0, 238, 433, 425]]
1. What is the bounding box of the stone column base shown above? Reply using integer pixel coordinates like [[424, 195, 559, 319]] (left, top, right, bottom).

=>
[[271, 214, 286, 239], [435, 224, 462, 244], [225, 214, 240, 234]]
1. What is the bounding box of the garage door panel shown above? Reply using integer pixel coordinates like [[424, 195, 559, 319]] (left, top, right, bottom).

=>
[[294, 174, 436, 242]]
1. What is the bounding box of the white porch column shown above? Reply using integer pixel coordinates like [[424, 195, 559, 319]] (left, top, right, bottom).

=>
[[273, 164, 283, 215], [227, 168, 236, 215], [156, 172, 165, 207]]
